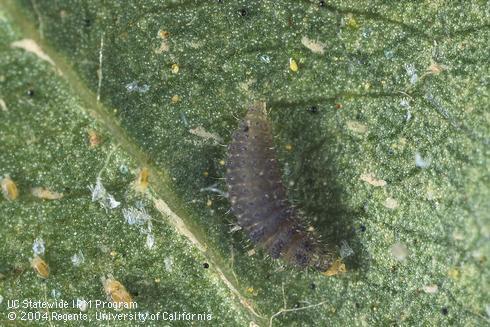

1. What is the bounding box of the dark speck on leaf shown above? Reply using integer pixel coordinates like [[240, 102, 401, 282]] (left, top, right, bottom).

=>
[[307, 106, 318, 114], [83, 18, 91, 27], [27, 89, 35, 96], [441, 307, 448, 315], [319, 1, 326, 7], [309, 283, 316, 290], [203, 262, 209, 269], [359, 224, 366, 232], [239, 8, 247, 17]]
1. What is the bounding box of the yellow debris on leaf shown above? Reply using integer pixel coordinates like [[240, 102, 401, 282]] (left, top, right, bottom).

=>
[[0, 99, 7, 112], [383, 197, 399, 209], [171, 63, 179, 74], [427, 62, 446, 75], [155, 30, 170, 53], [1, 175, 19, 200], [101, 275, 133, 310], [323, 259, 347, 277], [289, 58, 298, 72], [346, 14, 359, 29], [31, 187, 63, 200], [448, 268, 460, 280], [88, 129, 101, 147], [158, 30, 169, 39], [360, 173, 387, 187], [133, 167, 149, 193], [346, 121, 368, 134], [31, 256, 49, 279], [422, 284, 439, 294], [171, 95, 180, 103]]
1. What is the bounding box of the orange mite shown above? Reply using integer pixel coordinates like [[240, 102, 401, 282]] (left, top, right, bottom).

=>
[[133, 167, 149, 193], [31, 256, 49, 279], [88, 129, 101, 147], [101, 275, 133, 310], [323, 259, 347, 277], [1, 175, 19, 200]]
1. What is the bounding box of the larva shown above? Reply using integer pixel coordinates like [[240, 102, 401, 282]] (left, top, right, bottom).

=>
[[225, 102, 336, 271]]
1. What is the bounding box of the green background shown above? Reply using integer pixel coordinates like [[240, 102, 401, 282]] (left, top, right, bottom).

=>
[[0, 1, 488, 326]]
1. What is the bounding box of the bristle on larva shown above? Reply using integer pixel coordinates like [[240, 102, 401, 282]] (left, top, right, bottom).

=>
[[225, 102, 336, 271]]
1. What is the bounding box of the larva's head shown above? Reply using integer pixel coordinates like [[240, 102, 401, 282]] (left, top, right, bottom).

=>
[[241, 101, 272, 142], [283, 235, 339, 273]]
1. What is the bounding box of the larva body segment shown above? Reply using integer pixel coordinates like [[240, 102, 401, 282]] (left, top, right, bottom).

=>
[[225, 102, 335, 271]]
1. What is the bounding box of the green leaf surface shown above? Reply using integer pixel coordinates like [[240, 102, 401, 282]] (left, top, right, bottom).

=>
[[1, 1, 488, 326]]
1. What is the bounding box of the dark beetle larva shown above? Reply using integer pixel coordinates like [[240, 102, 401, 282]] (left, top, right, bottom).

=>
[[225, 102, 336, 271]]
